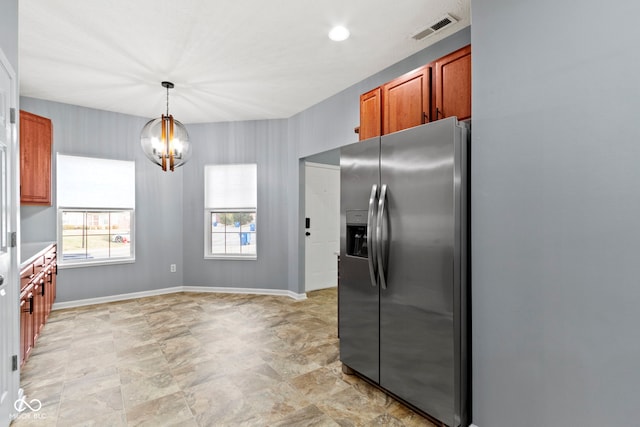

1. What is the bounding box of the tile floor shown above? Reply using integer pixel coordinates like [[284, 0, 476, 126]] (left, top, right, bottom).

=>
[[13, 288, 435, 426]]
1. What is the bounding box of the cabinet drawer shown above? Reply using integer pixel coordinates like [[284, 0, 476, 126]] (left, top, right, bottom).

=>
[[20, 265, 34, 291]]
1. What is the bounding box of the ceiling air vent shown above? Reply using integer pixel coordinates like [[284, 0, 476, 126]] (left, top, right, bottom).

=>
[[412, 14, 458, 41]]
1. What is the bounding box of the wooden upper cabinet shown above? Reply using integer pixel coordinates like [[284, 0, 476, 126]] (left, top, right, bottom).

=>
[[382, 65, 431, 135], [434, 44, 471, 121], [359, 87, 382, 140], [357, 44, 471, 138], [20, 110, 52, 205]]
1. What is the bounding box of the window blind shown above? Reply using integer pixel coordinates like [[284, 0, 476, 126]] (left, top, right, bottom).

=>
[[57, 154, 135, 209], [204, 164, 257, 209]]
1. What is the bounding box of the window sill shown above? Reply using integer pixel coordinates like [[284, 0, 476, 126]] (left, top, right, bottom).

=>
[[59, 258, 136, 269], [204, 255, 257, 261]]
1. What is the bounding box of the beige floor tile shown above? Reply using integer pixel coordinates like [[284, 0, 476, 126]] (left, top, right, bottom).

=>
[[57, 385, 123, 425], [288, 365, 351, 400], [270, 404, 340, 427], [14, 288, 435, 427], [125, 391, 194, 427], [121, 371, 180, 409]]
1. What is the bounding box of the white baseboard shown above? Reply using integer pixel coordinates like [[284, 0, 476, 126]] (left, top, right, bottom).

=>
[[52, 286, 307, 310], [52, 286, 183, 310], [181, 286, 307, 301]]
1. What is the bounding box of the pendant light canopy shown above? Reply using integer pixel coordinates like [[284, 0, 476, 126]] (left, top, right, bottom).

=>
[[140, 81, 192, 171]]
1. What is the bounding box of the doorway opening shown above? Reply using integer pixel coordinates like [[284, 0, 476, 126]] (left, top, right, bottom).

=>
[[302, 149, 340, 293]]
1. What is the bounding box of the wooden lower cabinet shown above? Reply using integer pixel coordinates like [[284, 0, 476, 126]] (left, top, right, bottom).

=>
[[19, 244, 57, 367], [19, 286, 34, 366]]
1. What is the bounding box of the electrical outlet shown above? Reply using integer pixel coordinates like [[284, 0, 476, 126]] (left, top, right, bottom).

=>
[[170, 264, 176, 273]]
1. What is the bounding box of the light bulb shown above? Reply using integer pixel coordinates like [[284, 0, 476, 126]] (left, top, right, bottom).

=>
[[329, 26, 350, 41]]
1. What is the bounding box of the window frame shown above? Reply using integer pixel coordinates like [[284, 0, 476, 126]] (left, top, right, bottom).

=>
[[204, 163, 257, 260], [56, 153, 136, 269], [58, 208, 136, 268], [204, 208, 257, 260]]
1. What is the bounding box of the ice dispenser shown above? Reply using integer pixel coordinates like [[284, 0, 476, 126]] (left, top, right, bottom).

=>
[[346, 210, 368, 258]]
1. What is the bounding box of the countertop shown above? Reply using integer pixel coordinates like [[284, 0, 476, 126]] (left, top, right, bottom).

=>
[[21, 241, 56, 267]]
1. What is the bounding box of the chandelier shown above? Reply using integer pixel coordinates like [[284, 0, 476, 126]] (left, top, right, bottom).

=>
[[140, 81, 192, 171]]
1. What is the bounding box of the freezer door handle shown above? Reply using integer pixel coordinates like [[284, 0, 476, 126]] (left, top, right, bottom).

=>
[[367, 184, 378, 287], [376, 184, 389, 290]]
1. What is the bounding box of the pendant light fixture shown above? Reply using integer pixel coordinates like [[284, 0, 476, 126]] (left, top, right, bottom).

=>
[[140, 81, 192, 171]]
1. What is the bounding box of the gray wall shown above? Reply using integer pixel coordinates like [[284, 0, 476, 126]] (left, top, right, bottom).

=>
[[471, 1, 640, 425], [181, 120, 290, 290], [304, 149, 340, 167], [20, 98, 184, 302], [0, 0, 18, 70]]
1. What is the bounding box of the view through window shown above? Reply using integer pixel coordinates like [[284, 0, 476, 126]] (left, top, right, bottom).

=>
[[210, 211, 256, 256], [61, 210, 133, 261]]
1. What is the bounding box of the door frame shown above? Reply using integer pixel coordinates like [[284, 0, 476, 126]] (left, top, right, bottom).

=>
[[0, 46, 20, 425], [304, 161, 340, 293]]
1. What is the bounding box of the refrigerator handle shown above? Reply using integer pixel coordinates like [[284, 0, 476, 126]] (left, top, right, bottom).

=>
[[367, 184, 378, 287], [376, 184, 389, 290]]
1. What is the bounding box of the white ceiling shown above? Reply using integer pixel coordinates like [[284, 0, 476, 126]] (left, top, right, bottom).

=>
[[19, 0, 470, 124]]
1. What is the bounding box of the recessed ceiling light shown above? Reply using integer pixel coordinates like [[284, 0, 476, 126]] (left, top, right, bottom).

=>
[[328, 26, 350, 42]]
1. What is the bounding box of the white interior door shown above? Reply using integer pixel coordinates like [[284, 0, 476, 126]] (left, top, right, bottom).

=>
[[0, 49, 18, 425], [305, 162, 340, 292]]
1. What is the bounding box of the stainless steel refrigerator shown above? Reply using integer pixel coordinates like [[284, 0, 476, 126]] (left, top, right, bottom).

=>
[[339, 117, 469, 427]]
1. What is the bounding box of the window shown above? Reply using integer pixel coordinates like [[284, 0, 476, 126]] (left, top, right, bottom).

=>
[[57, 154, 135, 266], [204, 164, 257, 259]]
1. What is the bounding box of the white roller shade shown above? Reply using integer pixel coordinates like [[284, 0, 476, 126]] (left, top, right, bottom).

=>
[[205, 164, 257, 209], [57, 154, 135, 209]]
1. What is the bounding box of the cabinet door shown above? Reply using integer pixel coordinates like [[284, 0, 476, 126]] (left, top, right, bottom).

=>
[[434, 45, 471, 121], [359, 87, 381, 141], [32, 273, 46, 340], [45, 246, 57, 307], [383, 65, 431, 135], [19, 288, 34, 367], [20, 110, 52, 205], [19, 294, 27, 366]]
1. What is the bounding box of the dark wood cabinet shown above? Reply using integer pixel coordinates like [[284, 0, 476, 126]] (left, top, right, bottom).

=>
[[19, 244, 57, 367], [434, 45, 472, 121], [382, 65, 431, 135], [359, 87, 382, 141], [20, 110, 52, 205]]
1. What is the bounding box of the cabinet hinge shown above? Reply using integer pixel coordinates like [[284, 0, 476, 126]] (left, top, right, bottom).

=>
[[12, 355, 17, 371], [9, 232, 16, 248], [10, 108, 15, 124]]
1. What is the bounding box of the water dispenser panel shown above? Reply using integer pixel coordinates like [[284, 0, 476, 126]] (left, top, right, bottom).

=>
[[346, 210, 368, 258]]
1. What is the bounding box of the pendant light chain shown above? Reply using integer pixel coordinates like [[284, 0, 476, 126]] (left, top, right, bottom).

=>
[[166, 84, 170, 117]]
